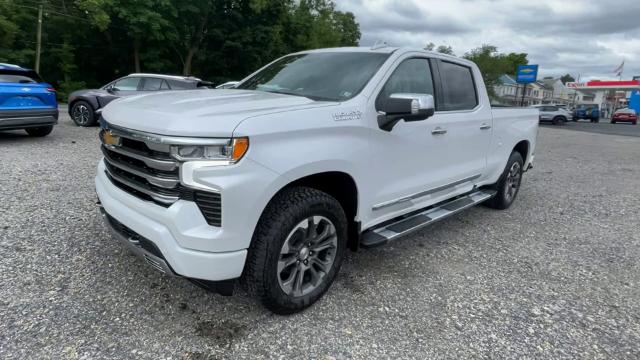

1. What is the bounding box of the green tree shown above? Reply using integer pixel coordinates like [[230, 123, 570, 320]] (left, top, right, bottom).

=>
[[503, 52, 528, 75], [0, 0, 360, 98], [560, 74, 575, 84], [436, 45, 454, 55], [464, 44, 528, 99]]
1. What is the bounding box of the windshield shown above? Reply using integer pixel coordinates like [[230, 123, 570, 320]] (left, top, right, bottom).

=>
[[236, 52, 390, 101]]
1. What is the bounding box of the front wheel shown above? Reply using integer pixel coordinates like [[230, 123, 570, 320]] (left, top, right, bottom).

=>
[[552, 116, 566, 125], [71, 100, 96, 127], [243, 187, 348, 314], [25, 125, 53, 137], [485, 151, 524, 210]]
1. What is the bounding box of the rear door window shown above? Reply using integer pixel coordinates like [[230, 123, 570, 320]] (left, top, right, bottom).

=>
[[168, 79, 193, 90], [160, 80, 171, 90], [439, 61, 478, 111], [141, 78, 163, 91]]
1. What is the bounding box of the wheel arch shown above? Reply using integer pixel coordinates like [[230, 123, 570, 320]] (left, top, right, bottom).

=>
[[513, 139, 530, 164], [69, 96, 99, 114], [257, 170, 361, 252]]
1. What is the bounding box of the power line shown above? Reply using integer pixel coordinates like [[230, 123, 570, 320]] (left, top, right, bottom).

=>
[[9, 3, 128, 30]]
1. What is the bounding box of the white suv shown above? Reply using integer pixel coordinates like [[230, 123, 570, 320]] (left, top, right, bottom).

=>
[[535, 105, 571, 125]]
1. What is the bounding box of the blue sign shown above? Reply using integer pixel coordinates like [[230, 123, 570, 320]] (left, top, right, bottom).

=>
[[516, 65, 539, 83], [629, 90, 640, 114]]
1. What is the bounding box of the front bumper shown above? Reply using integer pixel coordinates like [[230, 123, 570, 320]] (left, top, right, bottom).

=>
[[96, 168, 248, 281], [0, 108, 58, 130], [96, 155, 282, 281]]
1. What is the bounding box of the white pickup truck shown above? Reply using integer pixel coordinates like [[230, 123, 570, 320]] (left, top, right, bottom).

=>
[[96, 46, 538, 314]]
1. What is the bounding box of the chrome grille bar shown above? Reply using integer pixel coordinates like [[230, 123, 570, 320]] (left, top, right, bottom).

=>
[[101, 147, 179, 189], [104, 163, 179, 205], [103, 144, 177, 172], [100, 125, 181, 206], [99, 121, 223, 226]]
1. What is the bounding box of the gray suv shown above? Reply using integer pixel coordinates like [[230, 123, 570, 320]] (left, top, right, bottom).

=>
[[67, 74, 211, 127]]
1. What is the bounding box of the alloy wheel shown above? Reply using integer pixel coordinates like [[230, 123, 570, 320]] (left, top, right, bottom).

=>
[[277, 216, 338, 297], [72, 104, 90, 125], [504, 162, 522, 202]]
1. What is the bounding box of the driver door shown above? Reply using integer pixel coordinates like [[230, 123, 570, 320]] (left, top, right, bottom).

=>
[[365, 56, 486, 225]]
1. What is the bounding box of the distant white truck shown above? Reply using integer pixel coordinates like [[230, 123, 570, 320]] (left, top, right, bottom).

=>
[[96, 47, 538, 313]]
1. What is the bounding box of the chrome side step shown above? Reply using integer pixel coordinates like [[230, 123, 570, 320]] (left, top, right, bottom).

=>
[[360, 190, 496, 248]]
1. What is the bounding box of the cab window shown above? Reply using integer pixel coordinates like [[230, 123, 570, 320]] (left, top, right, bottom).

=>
[[376, 58, 435, 110], [439, 61, 477, 111]]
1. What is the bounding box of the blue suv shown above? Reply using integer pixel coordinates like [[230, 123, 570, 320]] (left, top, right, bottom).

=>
[[0, 63, 58, 137]]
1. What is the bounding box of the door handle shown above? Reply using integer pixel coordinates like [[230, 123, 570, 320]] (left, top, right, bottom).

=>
[[431, 127, 447, 135], [479, 123, 492, 130]]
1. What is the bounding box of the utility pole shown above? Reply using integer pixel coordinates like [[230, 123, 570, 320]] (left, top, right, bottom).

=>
[[35, 3, 43, 72]]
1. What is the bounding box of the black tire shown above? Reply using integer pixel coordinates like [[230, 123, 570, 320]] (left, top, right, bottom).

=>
[[552, 116, 566, 125], [611, 120, 616, 124], [243, 186, 348, 314], [70, 100, 96, 127], [485, 151, 524, 210], [25, 125, 53, 137]]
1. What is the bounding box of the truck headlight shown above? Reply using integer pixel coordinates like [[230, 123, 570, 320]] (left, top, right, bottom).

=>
[[170, 137, 249, 163]]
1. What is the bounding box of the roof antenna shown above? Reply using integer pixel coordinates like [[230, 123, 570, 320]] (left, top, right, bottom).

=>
[[371, 40, 389, 50]]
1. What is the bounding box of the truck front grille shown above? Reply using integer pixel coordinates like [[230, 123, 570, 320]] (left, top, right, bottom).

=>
[[100, 127, 222, 226]]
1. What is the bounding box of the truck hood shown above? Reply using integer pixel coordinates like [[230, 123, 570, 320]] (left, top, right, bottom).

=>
[[101, 89, 336, 137]]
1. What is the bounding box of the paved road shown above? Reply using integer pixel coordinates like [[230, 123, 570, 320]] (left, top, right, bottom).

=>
[[1, 115, 639, 359], [543, 119, 640, 137]]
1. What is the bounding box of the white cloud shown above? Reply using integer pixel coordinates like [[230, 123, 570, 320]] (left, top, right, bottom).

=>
[[335, 0, 640, 80]]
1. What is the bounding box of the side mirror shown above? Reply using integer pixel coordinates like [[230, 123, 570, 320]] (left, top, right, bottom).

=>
[[378, 93, 435, 131], [107, 87, 119, 94]]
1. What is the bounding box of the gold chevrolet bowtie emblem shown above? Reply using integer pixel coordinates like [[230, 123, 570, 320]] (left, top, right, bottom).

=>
[[102, 130, 121, 146]]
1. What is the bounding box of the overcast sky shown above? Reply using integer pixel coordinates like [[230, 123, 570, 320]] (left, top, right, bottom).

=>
[[335, 0, 639, 81]]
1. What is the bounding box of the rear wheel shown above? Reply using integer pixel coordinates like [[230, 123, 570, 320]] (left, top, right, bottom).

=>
[[552, 116, 566, 125], [243, 186, 347, 314], [25, 125, 53, 137], [485, 151, 524, 210], [71, 100, 96, 127]]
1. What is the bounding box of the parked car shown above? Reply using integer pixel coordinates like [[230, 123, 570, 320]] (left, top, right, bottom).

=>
[[573, 104, 600, 122], [0, 63, 58, 137], [611, 108, 637, 125], [96, 47, 538, 313], [68, 74, 212, 127], [534, 105, 571, 125]]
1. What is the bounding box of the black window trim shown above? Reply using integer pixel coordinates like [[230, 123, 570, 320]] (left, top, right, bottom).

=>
[[374, 56, 440, 112], [434, 59, 480, 113], [160, 79, 171, 90]]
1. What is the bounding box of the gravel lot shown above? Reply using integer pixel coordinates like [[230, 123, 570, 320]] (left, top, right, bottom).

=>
[[1, 114, 639, 359]]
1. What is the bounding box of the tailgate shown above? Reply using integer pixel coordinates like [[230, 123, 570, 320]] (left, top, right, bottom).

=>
[[0, 83, 57, 110]]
